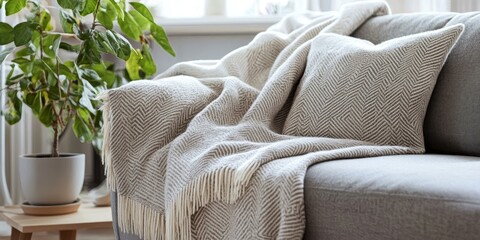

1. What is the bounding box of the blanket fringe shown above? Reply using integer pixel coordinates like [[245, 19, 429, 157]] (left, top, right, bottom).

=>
[[98, 91, 116, 190], [99, 88, 261, 239], [165, 164, 259, 239], [118, 194, 165, 240]]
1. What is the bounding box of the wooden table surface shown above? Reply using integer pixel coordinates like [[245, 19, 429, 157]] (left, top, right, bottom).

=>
[[0, 204, 112, 233]]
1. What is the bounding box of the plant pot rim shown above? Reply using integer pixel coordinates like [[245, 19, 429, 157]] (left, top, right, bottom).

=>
[[20, 153, 85, 159]]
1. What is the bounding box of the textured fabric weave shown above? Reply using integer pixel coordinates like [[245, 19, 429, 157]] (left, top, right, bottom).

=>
[[100, 2, 442, 239], [352, 12, 480, 156], [303, 154, 480, 240], [283, 26, 464, 149]]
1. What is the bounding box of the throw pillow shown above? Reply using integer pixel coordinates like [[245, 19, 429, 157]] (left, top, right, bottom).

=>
[[283, 24, 464, 149]]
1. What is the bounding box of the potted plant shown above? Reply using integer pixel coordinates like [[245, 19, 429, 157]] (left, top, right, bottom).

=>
[[0, 0, 174, 205]]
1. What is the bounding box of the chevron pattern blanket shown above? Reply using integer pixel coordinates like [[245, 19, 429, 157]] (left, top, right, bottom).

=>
[[101, 2, 423, 239]]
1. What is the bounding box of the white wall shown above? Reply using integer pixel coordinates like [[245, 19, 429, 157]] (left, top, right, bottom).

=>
[[151, 33, 257, 73]]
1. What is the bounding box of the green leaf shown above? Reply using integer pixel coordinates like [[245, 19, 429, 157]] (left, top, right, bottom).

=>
[[15, 45, 34, 57], [73, 23, 92, 40], [38, 104, 53, 127], [47, 71, 55, 86], [80, 68, 102, 85], [150, 24, 175, 57], [91, 64, 116, 88], [81, 0, 97, 16], [93, 108, 102, 128], [5, 64, 20, 86], [57, 0, 86, 11], [0, 47, 13, 65], [64, 61, 75, 69], [106, 1, 118, 19], [59, 63, 77, 79], [4, 90, 22, 124], [59, 42, 80, 52], [103, 31, 118, 50], [40, 60, 58, 87], [139, 44, 156, 76], [73, 114, 94, 142], [129, 10, 150, 31], [117, 11, 141, 41], [79, 85, 96, 113], [118, 0, 126, 11], [39, 10, 53, 31], [42, 34, 62, 58], [77, 38, 101, 64], [0, 23, 14, 45], [12, 58, 29, 64], [49, 84, 62, 101], [129, 2, 154, 22], [31, 29, 41, 49], [108, 30, 131, 60], [31, 92, 43, 115], [97, 11, 113, 29], [95, 32, 115, 54], [13, 22, 36, 46], [126, 50, 141, 80], [5, 0, 26, 16], [108, 0, 124, 20], [77, 108, 91, 123], [23, 93, 35, 108], [15, 54, 34, 72], [59, 10, 75, 33], [6, 73, 23, 85]]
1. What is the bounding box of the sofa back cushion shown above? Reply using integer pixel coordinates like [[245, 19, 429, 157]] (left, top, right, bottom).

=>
[[352, 12, 480, 156], [283, 25, 464, 150]]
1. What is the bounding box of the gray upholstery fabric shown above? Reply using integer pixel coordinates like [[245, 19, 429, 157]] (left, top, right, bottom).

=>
[[111, 192, 142, 240], [304, 154, 480, 240], [112, 12, 480, 239], [352, 12, 480, 156], [113, 154, 480, 240]]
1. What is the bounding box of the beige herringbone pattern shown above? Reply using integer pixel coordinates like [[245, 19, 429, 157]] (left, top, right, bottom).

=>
[[101, 2, 462, 240], [284, 27, 464, 149]]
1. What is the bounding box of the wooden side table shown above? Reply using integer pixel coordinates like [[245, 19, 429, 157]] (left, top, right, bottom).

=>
[[0, 204, 112, 240]]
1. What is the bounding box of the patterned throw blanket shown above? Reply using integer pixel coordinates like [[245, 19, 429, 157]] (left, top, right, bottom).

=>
[[101, 2, 420, 239]]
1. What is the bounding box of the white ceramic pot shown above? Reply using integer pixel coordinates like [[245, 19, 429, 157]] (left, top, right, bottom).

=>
[[19, 154, 85, 205]]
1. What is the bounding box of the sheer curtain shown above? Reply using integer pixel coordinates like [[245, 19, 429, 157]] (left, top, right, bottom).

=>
[[0, 7, 52, 206], [325, 0, 480, 13], [142, 0, 480, 18]]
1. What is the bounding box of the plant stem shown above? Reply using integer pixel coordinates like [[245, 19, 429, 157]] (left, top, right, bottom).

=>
[[91, 0, 101, 30], [56, 58, 65, 129], [44, 31, 80, 40], [39, 29, 60, 157], [52, 120, 59, 158], [39, 31, 44, 60]]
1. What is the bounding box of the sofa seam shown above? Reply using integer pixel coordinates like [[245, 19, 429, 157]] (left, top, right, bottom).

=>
[[304, 186, 480, 206]]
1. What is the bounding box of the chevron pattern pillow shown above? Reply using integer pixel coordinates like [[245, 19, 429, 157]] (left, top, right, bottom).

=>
[[283, 24, 464, 149]]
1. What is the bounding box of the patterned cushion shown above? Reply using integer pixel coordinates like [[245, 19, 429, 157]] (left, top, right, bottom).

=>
[[283, 24, 464, 149]]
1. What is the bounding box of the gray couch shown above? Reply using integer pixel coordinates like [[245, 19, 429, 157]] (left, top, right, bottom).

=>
[[111, 12, 480, 240]]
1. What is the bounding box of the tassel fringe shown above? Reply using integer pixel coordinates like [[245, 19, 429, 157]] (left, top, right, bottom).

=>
[[165, 163, 260, 239], [118, 195, 165, 240], [99, 91, 116, 191]]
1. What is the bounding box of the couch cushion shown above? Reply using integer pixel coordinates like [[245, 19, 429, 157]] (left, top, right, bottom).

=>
[[284, 25, 464, 150], [304, 154, 480, 240], [352, 12, 480, 156]]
